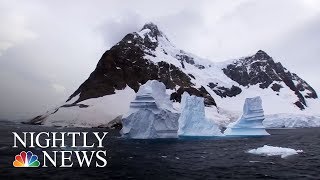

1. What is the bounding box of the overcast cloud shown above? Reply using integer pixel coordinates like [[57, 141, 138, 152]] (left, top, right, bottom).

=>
[[0, 0, 319, 120]]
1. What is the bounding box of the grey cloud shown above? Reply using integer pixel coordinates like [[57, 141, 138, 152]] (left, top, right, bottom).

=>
[[268, 15, 320, 93], [98, 12, 145, 48], [0, 0, 319, 120]]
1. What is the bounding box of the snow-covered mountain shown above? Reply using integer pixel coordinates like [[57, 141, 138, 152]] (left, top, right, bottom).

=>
[[30, 23, 319, 127]]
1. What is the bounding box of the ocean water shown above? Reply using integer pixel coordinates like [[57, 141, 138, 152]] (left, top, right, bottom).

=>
[[0, 120, 319, 180]]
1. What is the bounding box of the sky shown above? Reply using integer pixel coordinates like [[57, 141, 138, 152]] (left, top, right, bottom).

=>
[[0, 0, 319, 120]]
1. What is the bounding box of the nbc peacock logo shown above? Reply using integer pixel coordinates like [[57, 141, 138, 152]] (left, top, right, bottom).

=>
[[13, 151, 40, 167]]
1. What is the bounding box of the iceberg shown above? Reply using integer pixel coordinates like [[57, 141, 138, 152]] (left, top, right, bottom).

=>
[[120, 80, 179, 139], [248, 145, 303, 158], [225, 96, 270, 136], [178, 92, 223, 136]]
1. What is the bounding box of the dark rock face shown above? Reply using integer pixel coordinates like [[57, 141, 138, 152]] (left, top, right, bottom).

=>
[[271, 83, 283, 92], [176, 53, 195, 66], [175, 51, 207, 70], [223, 50, 318, 109], [66, 23, 216, 107], [170, 86, 216, 107], [208, 83, 242, 98], [291, 73, 318, 99], [188, 74, 196, 79]]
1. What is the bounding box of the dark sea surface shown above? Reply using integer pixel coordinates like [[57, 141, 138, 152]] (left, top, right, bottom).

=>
[[0, 120, 319, 180]]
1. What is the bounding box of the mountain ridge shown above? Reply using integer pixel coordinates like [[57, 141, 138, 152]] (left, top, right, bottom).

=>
[[30, 22, 319, 127]]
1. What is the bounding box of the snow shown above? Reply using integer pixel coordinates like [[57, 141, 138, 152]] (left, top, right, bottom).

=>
[[121, 80, 179, 139], [178, 92, 223, 136], [42, 86, 136, 127], [205, 107, 232, 128], [137, 29, 151, 39], [225, 96, 270, 136], [264, 113, 320, 128], [214, 83, 303, 116], [136, 28, 157, 42], [248, 145, 303, 158], [66, 93, 80, 104]]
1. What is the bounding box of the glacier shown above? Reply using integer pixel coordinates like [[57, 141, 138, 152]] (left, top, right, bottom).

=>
[[263, 113, 320, 128], [120, 80, 179, 139], [178, 92, 223, 137], [224, 96, 270, 136]]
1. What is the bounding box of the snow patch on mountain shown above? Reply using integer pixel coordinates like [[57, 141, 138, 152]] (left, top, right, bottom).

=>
[[214, 84, 298, 115], [38, 86, 135, 127]]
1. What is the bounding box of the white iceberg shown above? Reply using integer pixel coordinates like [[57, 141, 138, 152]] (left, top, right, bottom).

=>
[[248, 145, 303, 158], [178, 92, 223, 136], [126, 80, 175, 113], [120, 80, 179, 139], [225, 96, 270, 136]]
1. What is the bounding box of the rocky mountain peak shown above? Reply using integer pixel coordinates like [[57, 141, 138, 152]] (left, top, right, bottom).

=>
[[124, 22, 168, 51], [140, 22, 162, 38], [253, 50, 272, 60], [223, 50, 318, 109], [65, 22, 215, 108]]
